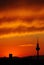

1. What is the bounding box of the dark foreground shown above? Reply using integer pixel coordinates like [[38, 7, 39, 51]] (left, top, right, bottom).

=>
[[0, 55, 44, 65]]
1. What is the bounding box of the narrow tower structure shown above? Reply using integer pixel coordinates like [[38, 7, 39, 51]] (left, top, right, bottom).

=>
[[36, 39, 40, 59]]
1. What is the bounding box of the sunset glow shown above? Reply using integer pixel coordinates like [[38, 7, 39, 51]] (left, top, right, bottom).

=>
[[0, 0, 44, 57]]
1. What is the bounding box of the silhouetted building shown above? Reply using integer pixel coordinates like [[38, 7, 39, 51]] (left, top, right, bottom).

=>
[[9, 54, 12, 59], [36, 39, 40, 59]]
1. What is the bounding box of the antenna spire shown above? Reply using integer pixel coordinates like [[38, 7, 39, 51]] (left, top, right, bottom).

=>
[[36, 38, 40, 59]]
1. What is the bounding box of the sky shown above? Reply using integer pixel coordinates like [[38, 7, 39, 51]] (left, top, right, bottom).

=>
[[0, 0, 44, 57]]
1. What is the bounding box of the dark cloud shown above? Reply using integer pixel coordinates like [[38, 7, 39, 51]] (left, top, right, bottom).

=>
[[12, 26, 44, 33], [0, 0, 44, 10], [21, 16, 44, 23], [0, 16, 44, 24], [0, 26, 44, 35], [0, 17, 18, 24], [25, 0, 44, 5], [0, 28, 11, 35]]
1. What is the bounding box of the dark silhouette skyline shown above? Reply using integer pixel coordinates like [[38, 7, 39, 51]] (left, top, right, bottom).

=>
[[0, 40, 44, 65]]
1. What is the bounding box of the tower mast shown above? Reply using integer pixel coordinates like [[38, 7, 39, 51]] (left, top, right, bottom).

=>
[[36, 39, 40, 59]]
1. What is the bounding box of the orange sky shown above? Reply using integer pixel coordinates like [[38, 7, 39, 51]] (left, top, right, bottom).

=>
[[0, 0, 44, 57]]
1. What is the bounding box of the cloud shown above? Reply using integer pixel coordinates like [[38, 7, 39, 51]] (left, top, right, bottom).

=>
[[0, 17, 18, 24], [25, 0, 44, 5], [0, 0, 44, 37], [19, 44, 35, 47], [12, 26, 44, 33], [0, 15, 44, 24], [21, 16, 44, 23], [0, 0, 44, 10], [0, 26, 44, 35]]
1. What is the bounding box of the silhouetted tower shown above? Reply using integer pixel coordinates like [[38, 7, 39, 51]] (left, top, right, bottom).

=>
[[36, 39, 40, 59]]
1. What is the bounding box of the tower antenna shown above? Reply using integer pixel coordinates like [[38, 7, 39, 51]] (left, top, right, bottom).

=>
[[36, 38, 40, 60]]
